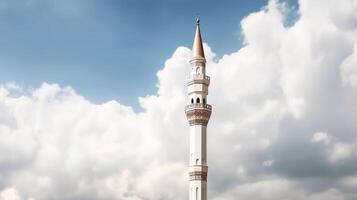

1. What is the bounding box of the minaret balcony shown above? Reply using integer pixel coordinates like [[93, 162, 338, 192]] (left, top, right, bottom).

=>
[[186, 74, 210, 86], [185, 103, 212, 126], [185, 103, 212, 110]]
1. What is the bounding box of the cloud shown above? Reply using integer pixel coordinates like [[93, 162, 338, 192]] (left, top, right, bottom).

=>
[[311, 132, 331, 145], [1, 0, 357, 199], [311, 132, 357, 162], [0, 188, 22, 200]]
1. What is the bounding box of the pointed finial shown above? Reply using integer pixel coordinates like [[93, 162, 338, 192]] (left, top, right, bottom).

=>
[[196, 16, 200, 25]]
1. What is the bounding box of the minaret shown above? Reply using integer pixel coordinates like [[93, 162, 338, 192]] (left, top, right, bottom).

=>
[[185, 17, 211, 200]]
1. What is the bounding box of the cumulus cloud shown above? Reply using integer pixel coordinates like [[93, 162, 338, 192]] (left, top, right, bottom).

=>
[[311, 132, 357, 162], [0, 188, 23, 200], [1, 0, 357, 199], [311, 132, 331, 145]]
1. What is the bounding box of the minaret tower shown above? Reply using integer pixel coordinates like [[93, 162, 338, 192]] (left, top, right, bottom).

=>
[[185, 17, 211, 200]]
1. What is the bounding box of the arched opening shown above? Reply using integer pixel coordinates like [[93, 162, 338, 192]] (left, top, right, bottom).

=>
[[196, 98, 200, 103], [196, 187, 198, 200], [191, 98, 194, 104], [196, 158, 199, 164], [203, 98, 206, 104]]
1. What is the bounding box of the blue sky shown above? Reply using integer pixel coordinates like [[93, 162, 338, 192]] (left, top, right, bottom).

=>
[[0, 0, 297, 110]]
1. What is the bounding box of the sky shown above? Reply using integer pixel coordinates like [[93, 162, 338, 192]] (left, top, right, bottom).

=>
[[1, 0, 357, 200], [0, 0, 295, 110]]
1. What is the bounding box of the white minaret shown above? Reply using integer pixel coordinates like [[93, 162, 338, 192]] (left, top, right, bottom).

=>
[[185, 17, 211, 200]]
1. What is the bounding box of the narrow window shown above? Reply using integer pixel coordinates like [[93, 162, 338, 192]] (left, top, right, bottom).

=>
[[196, 98, 200, 103], [191, 98, 194, 104], [196, 158, 199, 164], [203, 98, 206, 104], [196, 187, 198, 200]]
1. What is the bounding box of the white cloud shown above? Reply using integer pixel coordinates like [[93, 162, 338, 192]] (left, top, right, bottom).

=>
[[0, 188, 21, 200], [311, 132, 357, 162], [311, 132, 331, 145], [330, 142, 354, 162], [341, 44, 357, 88], [263, 160, 274, 167], [212, 179, 304, 200], [1, 0, 357, 199]]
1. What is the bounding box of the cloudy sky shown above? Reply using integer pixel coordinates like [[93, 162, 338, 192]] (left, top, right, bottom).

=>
[[0, 0, 271, 110], [1, 0, 357, 199]]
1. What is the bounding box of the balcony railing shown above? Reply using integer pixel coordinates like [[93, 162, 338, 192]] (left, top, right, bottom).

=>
[[186, 74, 210, 81], [185, 103, 212, 110]]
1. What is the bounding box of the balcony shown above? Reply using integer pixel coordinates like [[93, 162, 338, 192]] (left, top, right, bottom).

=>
[[187, 74, 210, 81], [185, 103, 212, 111], [186, 74, 210, 86], [185, 103, 212, 126]]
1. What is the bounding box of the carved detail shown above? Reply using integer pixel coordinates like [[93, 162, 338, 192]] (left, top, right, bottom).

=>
[[189, 171, 207, 181], [185, 104, 212, 126]]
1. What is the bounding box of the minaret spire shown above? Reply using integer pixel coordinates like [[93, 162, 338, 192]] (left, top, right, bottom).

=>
[[192, 16, 205, 59], [185, 17, 211, 200]]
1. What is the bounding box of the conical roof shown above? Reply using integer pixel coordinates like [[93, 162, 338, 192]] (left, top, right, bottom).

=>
[[192, 17, 205, 59]]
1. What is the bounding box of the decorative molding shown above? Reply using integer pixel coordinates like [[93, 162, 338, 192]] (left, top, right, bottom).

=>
[[185, 103, 212, 110], [185, 104, 212, 126], [189, 57, 206, 64], [189, 171, 207, 181], [186, 75, 210, 86]]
